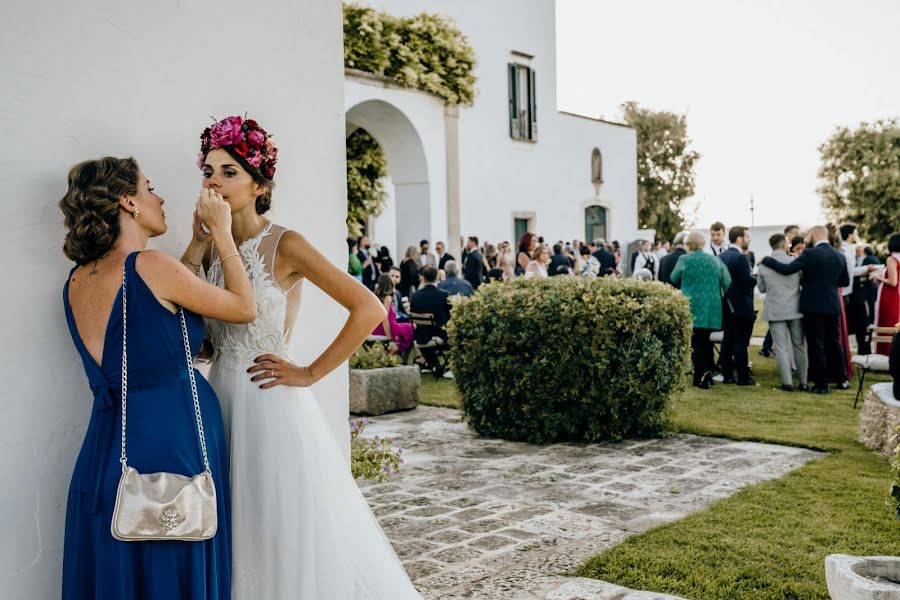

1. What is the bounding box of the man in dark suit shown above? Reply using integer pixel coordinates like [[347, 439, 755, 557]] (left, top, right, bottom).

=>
[[356, 235, 379, 291], [592, 238, 616, 277], [437, 260, 474, 296], [762, 226, 851, 393], [718, 226, 757, 386], [435, 241, 455, 272], [463, 236, 484, 289], [548, 243, 574, 277], [658, 231, 687, 286], [410, 266, 452, 346]]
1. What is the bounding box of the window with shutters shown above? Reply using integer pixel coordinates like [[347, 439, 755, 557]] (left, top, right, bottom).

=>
[[584, 206, 607, 243], [508, 63, 537, 142]]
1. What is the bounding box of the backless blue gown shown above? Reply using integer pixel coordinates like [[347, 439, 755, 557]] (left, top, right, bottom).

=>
[[61, 251, 231, 599]]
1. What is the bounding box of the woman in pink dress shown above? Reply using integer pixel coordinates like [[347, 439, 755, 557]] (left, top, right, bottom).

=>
[[372, 273, 414, 356], [873, 234, 900, 355], [496, 241, 516, 280]]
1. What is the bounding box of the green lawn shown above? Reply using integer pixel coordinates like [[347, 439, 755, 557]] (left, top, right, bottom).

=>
[[752, 298, 768, 338], [418, 352, 900, 599], [420, 375, 460, 408]]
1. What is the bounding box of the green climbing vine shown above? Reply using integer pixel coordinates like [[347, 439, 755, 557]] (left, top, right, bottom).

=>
[[343, 3, 478, 106]]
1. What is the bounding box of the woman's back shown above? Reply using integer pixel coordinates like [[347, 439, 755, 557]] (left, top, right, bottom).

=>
[[62, 252, 232, 599]]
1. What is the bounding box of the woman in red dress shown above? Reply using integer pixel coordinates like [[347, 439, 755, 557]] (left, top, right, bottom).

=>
[[873, 234, 900, 355]]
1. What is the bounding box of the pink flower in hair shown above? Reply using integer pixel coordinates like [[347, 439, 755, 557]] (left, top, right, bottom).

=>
[[247, 129, 265, 149], [196, 153, 206, 170], [245, 151, 263, 167], [209, 116, 245, 148]]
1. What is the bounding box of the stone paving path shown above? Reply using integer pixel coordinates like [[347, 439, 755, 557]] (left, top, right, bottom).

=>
[[356, 406, 822, 599]]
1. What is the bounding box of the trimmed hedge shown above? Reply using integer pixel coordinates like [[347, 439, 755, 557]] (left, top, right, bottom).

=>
[[447, 277, 691, 443]]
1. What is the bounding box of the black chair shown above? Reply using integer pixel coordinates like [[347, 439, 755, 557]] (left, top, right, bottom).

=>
[[409, 311, 449, 379]]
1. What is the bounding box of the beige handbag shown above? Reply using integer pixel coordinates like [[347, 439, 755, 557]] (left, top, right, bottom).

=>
[[111, 265, 218, 541]]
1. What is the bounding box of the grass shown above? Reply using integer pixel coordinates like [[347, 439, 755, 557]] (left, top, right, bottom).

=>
[[420, 375, 460, 408], [417, 350, 900, 599]]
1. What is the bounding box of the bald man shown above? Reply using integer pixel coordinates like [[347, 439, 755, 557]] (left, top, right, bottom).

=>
[[761, 226, 850, 394]]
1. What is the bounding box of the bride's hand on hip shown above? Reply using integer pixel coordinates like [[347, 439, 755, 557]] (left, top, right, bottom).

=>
[[249, 354, 317, 389]]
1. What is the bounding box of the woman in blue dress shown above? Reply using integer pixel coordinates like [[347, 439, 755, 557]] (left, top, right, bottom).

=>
[[59, 156, 256, 599]]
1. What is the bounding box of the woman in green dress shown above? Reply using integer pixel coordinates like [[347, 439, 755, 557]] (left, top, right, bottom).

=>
[[670, 231, 732, 389]]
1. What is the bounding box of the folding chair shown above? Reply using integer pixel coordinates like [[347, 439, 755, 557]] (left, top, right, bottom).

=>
[[409, 311, 449, 379], [851, 325, 895, 408]]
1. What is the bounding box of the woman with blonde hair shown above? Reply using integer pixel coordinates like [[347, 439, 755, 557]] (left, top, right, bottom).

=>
[[496, 241, 516, 280], [525, 243, 552, 278]]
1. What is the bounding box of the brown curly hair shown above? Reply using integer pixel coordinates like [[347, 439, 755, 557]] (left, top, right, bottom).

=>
[[59, 157, 140, 265], [203, 147, 275, 214]]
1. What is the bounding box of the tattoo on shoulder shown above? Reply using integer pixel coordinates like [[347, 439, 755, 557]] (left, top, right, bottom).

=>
[[89, 261, 99, 276]]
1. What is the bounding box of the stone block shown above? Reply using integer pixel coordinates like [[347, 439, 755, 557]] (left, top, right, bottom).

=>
[[349, 365, 420, 415], [858, 383, 900, 455], [826, 554, 900, 599]]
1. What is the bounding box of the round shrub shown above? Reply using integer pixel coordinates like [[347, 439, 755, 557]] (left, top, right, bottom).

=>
[[447, 277, 691, 444]]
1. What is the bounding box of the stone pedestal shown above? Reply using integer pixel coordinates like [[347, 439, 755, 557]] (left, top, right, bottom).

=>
[[858, 383, 900, 455], [826, 554, 900, 599], [349, 366, 420, 415]]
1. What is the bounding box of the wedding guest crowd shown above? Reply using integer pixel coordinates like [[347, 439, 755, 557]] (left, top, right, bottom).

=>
[[351, 220, 898, 391], [661, 221, 896, 394]]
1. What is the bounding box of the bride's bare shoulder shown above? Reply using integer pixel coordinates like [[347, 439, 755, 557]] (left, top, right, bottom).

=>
[[273, 227, 328, 280]]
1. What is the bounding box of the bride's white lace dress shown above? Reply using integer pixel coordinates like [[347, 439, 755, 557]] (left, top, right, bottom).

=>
[[204, 222, 421, 599]]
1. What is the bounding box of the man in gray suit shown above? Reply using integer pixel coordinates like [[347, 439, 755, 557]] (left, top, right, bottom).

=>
[[757, 233, 808, 392]]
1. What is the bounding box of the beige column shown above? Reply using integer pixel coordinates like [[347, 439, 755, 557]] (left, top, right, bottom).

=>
[[444, 104, 462, 260]]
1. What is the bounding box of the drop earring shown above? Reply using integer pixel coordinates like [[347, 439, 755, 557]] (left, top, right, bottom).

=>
[[133, 208, 140, 219]]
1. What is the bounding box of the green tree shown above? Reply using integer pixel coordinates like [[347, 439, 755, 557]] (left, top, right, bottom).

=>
[[346, 129, 388, 238], [818, 119, 900, 247], [621, 101, 700, 242]]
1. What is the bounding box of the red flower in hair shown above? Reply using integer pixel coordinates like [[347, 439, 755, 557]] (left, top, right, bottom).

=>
[[200, 115, 278, 179]]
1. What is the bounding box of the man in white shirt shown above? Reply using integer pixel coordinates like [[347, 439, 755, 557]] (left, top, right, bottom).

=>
[[419, 239, 437, 269], [839, 223, 876, 354], [705, 221, 728, 256]]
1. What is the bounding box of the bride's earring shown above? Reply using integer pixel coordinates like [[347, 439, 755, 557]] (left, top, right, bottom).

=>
[[133, 208, 140, 220]]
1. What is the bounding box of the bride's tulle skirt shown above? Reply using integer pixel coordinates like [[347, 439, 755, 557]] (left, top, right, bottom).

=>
[[208, 364, 422, 599]]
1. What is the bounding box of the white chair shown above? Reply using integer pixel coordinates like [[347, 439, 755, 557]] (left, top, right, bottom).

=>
[[364, 334, 391, 348], [709, 330, 724, 363], [852, 326, 895, 408]]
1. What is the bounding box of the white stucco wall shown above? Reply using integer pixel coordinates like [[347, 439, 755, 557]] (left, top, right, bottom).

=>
[[360, 0, 639, 248], [0, 1, 346, 596]]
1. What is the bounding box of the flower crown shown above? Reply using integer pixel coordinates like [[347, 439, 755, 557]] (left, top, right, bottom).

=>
[[198, 115, 278, 179]]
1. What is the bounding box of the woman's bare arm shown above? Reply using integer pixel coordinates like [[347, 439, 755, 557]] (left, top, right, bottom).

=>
[[249, 231, 386, 388], [379, 296, 393, 338]]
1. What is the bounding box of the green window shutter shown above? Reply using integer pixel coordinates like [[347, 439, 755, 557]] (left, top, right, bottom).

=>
[[529, 69, 537, 140], [508, 63, 519, 139]]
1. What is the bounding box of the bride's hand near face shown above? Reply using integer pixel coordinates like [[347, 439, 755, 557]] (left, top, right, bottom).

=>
[[192, 211, 212, 244], [196, 188, 231, 236]]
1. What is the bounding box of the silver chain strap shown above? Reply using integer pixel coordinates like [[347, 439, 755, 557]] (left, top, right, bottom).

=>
[[119, 264, 212, 474]]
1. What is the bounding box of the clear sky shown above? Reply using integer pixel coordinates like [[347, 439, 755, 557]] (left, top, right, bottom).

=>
[[556, 0, 900, 230]]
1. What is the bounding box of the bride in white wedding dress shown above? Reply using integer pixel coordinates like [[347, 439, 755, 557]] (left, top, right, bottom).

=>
[[181, 116, 422, 599]]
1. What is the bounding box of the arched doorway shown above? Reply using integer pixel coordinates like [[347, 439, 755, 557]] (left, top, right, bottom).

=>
[[345, 99, 430, 262]]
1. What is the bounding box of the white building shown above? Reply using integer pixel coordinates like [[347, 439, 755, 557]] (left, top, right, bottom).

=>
[[3, 1, 347, 597], [346, 0, 639, 260]]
